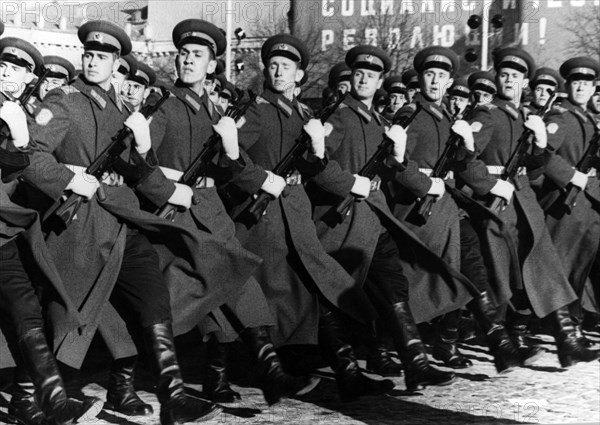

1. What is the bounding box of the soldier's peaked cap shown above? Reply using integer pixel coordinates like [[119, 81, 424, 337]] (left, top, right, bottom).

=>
[[383, 76, 407, 94], [328, 62, 352, 89], [468, 71, 497, 95], [0, 37, 44, 73], [130, 61, 156, 87], [414, 46, 459, 76], [78, 20, 132, 56], [117, 54, 137, 77], [560, 57, 600, 81], [261, 34, 309, 70], [402, 69, 419, 88], [448, 77, 470, 98], [493, 47, 535, 79], [346, 45, 391, 73], [43, 55, 76, 80], [172, 19, 226, 57], [530, 67, 561, 89]]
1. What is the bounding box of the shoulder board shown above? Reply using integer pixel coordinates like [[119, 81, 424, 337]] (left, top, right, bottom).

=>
[[551, 105, 568, 114], [60, 85, 80, 95], [297, 101, 311, 113], [338, 103, 349, 109], [481, 103, 496, 110], [255, 96, 270, 105], [404, 103, 417, 111]]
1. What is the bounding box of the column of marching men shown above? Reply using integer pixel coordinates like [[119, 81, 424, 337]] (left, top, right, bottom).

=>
[[0, 17, 599, 425]]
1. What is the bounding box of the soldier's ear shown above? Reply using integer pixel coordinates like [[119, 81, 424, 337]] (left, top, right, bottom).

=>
[[207, 58, 217, 75], [24, 71, 35, 85], [446, 77, 455, 92], [376, 76, 383, 90], [523, 77, 530, 88], [295, 69, 304, 84]]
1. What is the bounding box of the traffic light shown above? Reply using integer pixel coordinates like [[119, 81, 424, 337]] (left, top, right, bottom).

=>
[[465, 48, 478, 63], [468, 14, 482, 29]]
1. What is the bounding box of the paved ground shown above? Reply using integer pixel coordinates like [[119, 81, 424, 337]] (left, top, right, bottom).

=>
[[1, 328, 598, 425]]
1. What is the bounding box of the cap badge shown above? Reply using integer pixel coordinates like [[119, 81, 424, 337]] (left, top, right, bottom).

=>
[[279, 44, 288, 50], [93, 32, 103, 42], [365, 55, 373, 62]]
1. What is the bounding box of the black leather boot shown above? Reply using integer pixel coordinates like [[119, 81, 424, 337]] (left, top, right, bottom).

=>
[[432, 310, 473, 369], [388, 302, 455, 392], [506, 312, 545, 365], [105, 356, 153, 416], [319, 308, 395, 402], [17, 328, 103, 425], [365, 340, 403, 377], [144, 322, 222, 425], [240, 326, 319, 405], [8, 376, 45, 425], [202, 335, 241, 403], [468, 292, 522, 373], [545, 307, 600, 368]]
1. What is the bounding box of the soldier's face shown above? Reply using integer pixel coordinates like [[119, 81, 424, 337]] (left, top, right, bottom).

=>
[[82, 50, 117, 88], [337, 81, 351, 94], [497, 68, 528, 102], [473, 89, 494, 105], [39, 76, 67, 100], [533, 83, 554, 107], [589, 91, 600, 114], [420, 68, 452, 102], [351, 68, 383, 101], [122, 80, 146, 108], [568, 79, 595, 107], [219, 96, 231, 111], [267, 56, 302, 95], [0, 60, 34, 97], [176, 44, 216, 87], [407, 87, 418, 102], [388, 93, 406, 112], [449, 95, 469, 115]]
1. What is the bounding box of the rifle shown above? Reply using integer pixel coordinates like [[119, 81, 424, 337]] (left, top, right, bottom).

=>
[[411, 94, 481, 225], [235, 93, 347, 226], [50, 91, 172, 227], [562, 129, 600, 213], [157, 92, 257, 221], [486, 91, 558, 213], [0, 66, 52, 171], [331, 102, 423, 224]]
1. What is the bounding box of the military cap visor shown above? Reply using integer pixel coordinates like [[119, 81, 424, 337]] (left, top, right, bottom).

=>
[[414, 47, 459, 76], [560, 57, 600, 81], [0, 37, 44, 73], [346, 45, 391, 73], [328, 63, 352, 89], [172, 19, 226, 57], [449, 85, 470, 98], [116, 55, 137, 77], [43, 55, 76, 80], [262, 34, 309, 70], [78, 20, 132, 55]]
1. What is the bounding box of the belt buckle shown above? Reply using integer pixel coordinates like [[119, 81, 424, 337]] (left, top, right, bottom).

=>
[[370, 179, 381, 192]]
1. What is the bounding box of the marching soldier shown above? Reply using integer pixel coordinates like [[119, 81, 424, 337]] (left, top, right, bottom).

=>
[[447, 77, 470, 118], [390, 47, 524, 373], [537, 57, 600, 346], [382, 75, 407, 121], [0, 36, 103, 425], [20, 20, 223, 424], [468, 71, 497, 106], [461, 47, 599, 367], [402, 68, 419, 103], [310, 44, 469, 391], [227, 34, 393, 401], [328, 62, 352, 97], [39, 55, 75, 100], [138, 19, 317, 405], [122, 60, 156, 112], [528, 67, 562, 114]]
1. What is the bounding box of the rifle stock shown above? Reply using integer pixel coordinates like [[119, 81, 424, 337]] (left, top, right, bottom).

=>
[[50, 91, 172, 227]]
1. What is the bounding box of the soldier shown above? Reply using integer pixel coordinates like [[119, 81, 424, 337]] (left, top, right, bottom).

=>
[[382, 75, 407, 121], [0, 37, 103, 425], [139, 19, 317, 405], [20, 20, 223, 424], [589, 79, 600, 115], [374, 87, 387, 114], [39, 56, 76, 100], [390, 47, 524, 373], [310, 44, 468, 391], [536, 57, 600, 347], [227, 34, 393, 402], [528, 67, 562, 114], [462, 47, 599, 367], [122, 60, 156, 112], [447, 77, 470, 118], [111, 53, 137, 97], [328, 62, 352, 97], [402, 68, 420, 103], [468, 71, 497, 106]]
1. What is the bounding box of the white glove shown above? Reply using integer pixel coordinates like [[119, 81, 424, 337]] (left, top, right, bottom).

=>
[[260, 170, 286, 198], [490, 179, 515, 203], [452, 119, 475, 151], [213, 116, 239, 160], [101, 171, 124, 187], [570, 170, 589, 190], [0, 101, 29, 148], [304, 119, 325, 159], [524, 115, 547, 148], [65, 164, 100, 200], [427, 177, 446, 198], [385, 124, 407, 162], [351, 174, 371, 198], [168, 183, 193, 209], [124, 112, 152, 154]]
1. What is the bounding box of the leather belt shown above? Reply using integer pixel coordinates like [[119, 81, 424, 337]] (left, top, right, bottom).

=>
[[160, 166, 214, 188], [64, 163, 123, 187], [486, 165, 527, 176], [419, 168, 454, 180]]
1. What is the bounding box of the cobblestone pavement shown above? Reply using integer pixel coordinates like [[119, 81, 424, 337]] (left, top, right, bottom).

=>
[[1, 329, 598, 425]]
